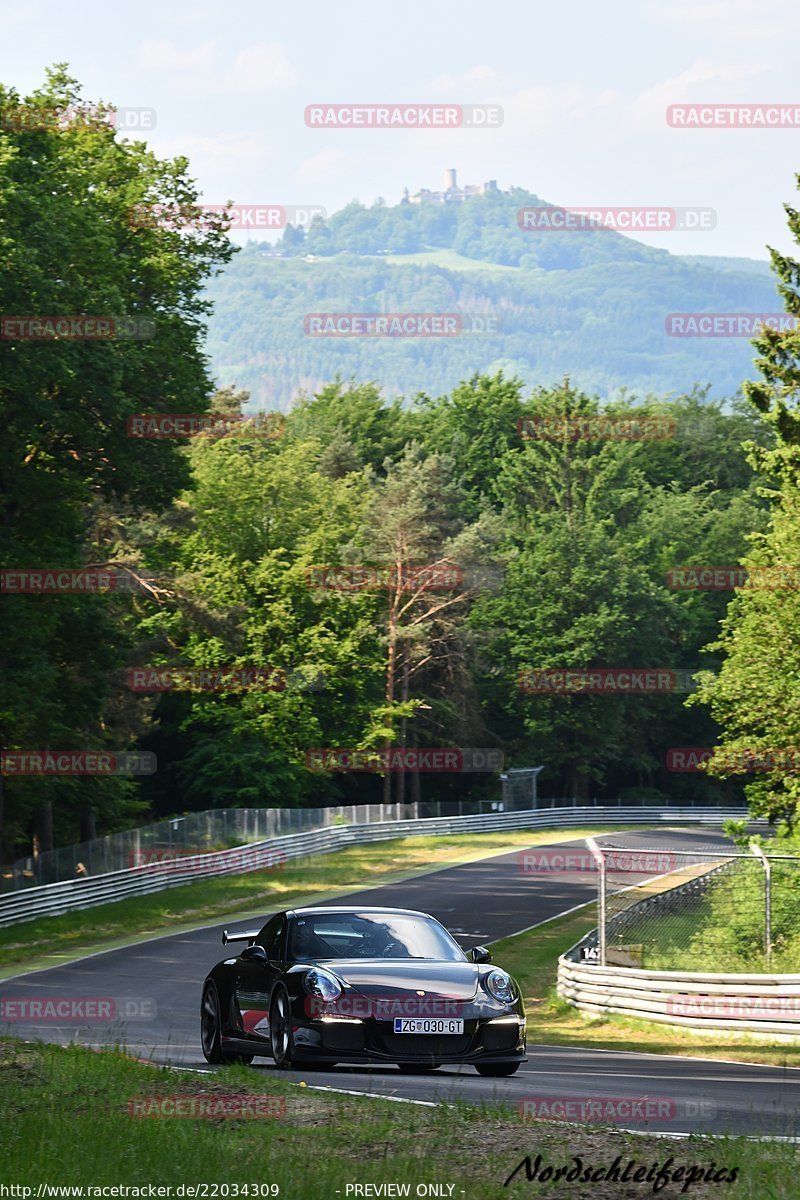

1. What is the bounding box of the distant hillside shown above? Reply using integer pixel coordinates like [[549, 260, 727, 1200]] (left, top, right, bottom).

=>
[[203, 187, 779, 408]]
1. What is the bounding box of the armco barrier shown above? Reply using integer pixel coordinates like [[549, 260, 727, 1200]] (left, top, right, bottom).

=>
[[0, 806, 752, 928], [557, 954, 800, 1039], [558, 857, 799, 1040]]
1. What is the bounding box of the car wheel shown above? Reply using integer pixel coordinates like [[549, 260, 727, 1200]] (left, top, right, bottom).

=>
[[475, 1062, 520, 1077], [270, 985, 296, 1069], [396, 1063, 441, 1073], [201, 982, 254, 1066]]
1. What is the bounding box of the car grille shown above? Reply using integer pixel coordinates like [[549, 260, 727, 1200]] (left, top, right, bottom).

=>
[[377, 1033, 473, 1056], [482, 1022, 522, 1052], [320, 1024, 366, 1052]]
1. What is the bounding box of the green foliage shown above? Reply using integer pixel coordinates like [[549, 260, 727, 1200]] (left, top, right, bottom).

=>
[[0, 68, 233, 851], [691, 175, 800, 828], [4, 70, 791, 855]]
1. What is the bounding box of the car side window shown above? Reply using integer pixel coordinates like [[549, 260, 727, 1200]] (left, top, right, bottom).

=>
[[256, 916, 278, 953], [260, 916, 286, 961]]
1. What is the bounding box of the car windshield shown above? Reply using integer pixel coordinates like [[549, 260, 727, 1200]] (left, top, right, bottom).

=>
[[287, 912, 466, 962]]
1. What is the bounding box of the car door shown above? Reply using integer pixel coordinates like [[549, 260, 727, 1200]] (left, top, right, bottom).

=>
[[234, 915, 285, 1044]]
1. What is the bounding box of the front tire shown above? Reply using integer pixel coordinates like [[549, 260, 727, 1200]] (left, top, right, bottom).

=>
[[270, 985, 296, 1069], [201, 981, 254, 1066], [475, 1061, 520, 1077]]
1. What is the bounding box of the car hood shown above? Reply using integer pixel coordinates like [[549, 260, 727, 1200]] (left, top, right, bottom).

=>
[[319, 959, 480, 1000]]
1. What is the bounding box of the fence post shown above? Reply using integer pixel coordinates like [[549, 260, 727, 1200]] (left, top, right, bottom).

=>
[[750, 842, 772, 967], [586, 837, 606, 967]]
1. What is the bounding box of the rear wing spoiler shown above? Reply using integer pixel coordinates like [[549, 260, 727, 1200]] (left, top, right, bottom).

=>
[[222, 929, 259, 946]]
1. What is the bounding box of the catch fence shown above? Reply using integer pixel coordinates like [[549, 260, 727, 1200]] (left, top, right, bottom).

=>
[[581, 839, 800, 972]]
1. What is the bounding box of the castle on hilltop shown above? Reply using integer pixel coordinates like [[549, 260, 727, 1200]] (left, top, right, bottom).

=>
[[402, 168, 500, 205]]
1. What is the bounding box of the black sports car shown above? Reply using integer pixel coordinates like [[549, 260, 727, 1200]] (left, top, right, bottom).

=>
[[201, 905, 526, 1075]]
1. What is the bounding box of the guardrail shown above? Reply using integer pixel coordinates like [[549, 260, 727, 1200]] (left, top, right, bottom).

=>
[[0, 805, 753, 929], [558, 852, 800, 1039], [557, 954, 800, 1039]]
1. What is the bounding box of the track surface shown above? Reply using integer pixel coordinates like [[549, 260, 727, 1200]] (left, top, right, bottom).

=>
[[3, 827, 799, 1136]]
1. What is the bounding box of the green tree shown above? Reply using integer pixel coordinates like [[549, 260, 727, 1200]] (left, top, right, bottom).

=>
[[0, 67, 233, 854], [134, 427, 385, 810], [691, 179, 800, 829]]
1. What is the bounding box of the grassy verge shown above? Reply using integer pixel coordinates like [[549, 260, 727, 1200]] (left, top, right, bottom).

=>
[[0, 827, 635, 976], [381, 249, 521, 272], [493, 909, 800, 1069], [0, 1037, 792, 1199]]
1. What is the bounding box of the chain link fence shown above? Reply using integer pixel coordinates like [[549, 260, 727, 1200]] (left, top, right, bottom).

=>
[[584, 840, 800, 973], [1, 794, 555, 892], [499, 771, 731, 811]]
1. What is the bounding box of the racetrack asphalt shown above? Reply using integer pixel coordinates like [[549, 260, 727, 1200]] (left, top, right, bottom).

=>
[[3, 826, 799, 1137]]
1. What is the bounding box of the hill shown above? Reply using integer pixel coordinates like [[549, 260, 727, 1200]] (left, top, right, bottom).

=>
[[203, 186, 779, 408]]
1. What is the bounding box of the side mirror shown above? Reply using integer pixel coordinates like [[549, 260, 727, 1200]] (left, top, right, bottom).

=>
[[240, 944, 268, 963], [470, 946, 492, 964]]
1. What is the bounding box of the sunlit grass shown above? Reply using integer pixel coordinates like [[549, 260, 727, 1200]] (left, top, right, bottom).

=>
[[0, 1037, 793, 1198]]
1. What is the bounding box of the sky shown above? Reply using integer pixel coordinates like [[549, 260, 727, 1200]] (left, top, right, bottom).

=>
[[3, 0, 800, 259]]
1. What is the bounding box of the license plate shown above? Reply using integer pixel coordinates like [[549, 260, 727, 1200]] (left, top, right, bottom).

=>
[[393, 1018, 464, 1034]]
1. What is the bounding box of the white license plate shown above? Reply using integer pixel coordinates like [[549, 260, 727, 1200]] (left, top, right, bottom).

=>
[[393, 1018, 464, 1034]]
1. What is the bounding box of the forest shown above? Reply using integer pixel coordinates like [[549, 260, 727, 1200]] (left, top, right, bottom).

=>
[[3, 71, 800, 859]]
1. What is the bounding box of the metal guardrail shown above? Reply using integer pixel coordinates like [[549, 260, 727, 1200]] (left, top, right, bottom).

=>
[[558, 851, 800, 1038], [0, 805, 753, 929], [4, 795, 737, 892], [557, 954, 800, 1038]]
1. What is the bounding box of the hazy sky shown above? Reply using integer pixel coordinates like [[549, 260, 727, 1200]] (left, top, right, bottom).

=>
[[3, 0, 800, 259]]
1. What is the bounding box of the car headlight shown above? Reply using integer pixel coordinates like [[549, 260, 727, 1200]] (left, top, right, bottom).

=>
[[303, 967, 343, 1002], [483, 969, 516, 1004]]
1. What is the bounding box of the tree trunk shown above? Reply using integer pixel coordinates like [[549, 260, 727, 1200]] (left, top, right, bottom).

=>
[[35, 800, 54, 853], [397, 654, 409, 807], [79, 804, 96, 843], [410, 756, 421, 811], [383, 595, 397, 806]]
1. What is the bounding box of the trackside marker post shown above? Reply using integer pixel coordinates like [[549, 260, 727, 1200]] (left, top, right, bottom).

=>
[[750, 841, 772, 967], [585, 837, 606, 966]]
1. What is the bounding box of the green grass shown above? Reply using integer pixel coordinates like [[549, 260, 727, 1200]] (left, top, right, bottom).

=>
[[379, 248, 521, 273], [0, 827, 634, 977], [636, 908, 713, 970], [0, 1037, 795, 1198]]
